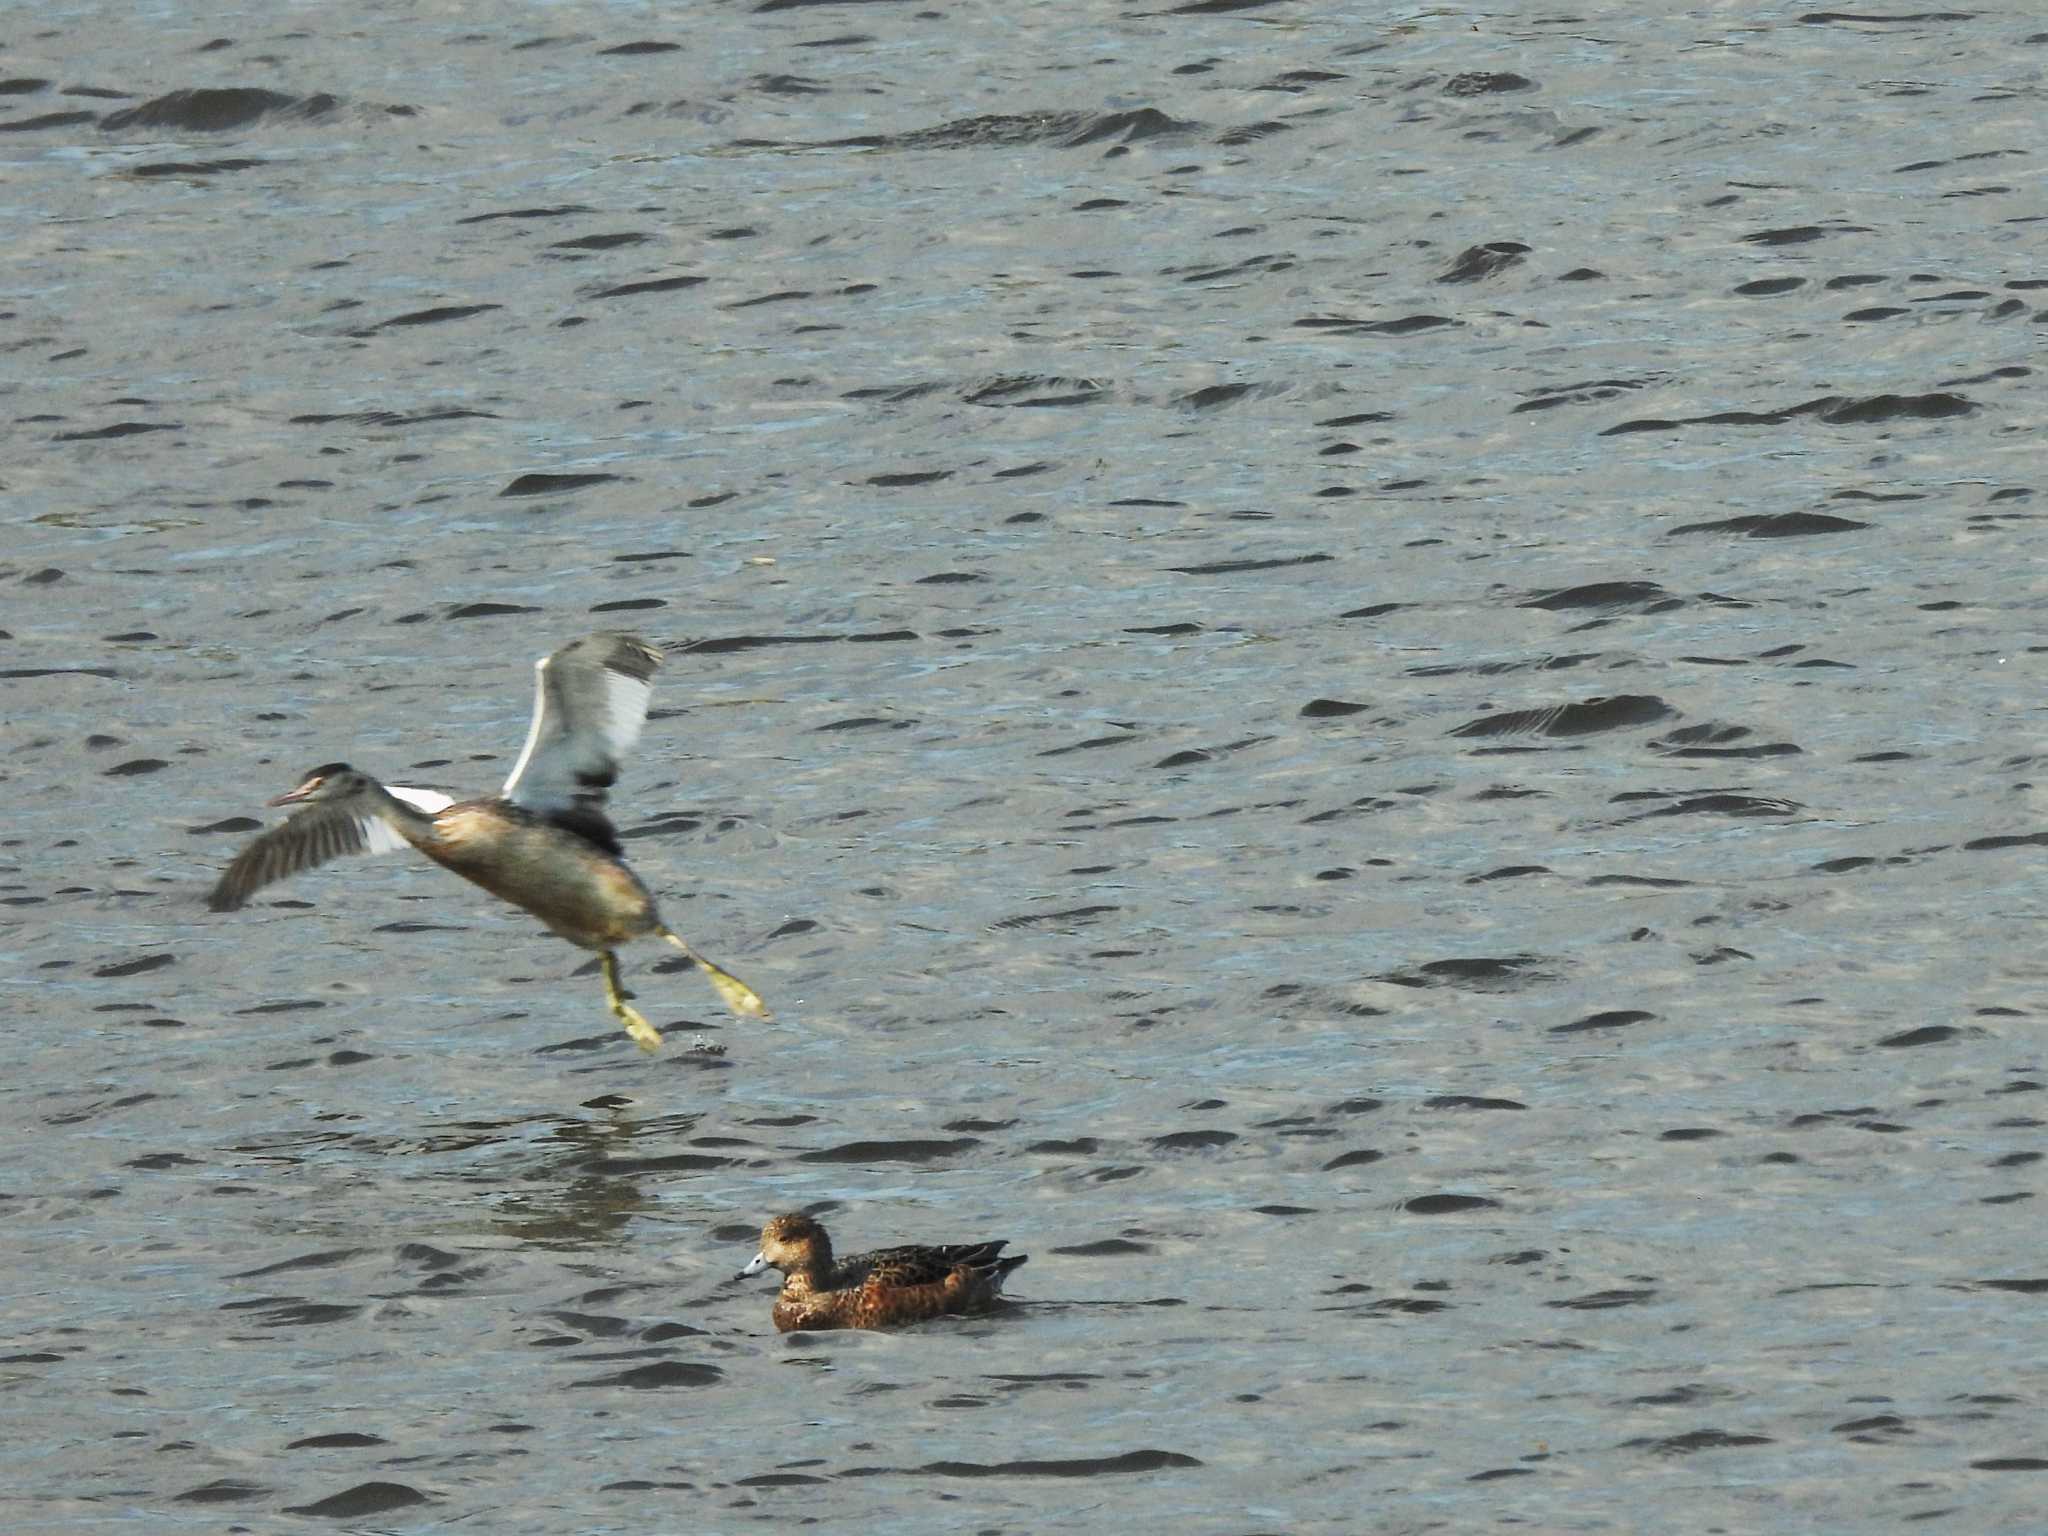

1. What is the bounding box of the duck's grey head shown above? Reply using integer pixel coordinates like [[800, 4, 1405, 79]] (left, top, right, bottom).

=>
[[268, 762, 368, 807]]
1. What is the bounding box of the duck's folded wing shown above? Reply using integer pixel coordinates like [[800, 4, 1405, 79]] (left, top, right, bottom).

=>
[[501, 633, 661, 818], [207, 790, 443, 911], [857, 1241, 1011, 1289]]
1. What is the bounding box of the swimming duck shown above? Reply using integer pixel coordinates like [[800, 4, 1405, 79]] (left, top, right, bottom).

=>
[[208, 632, 767, 1051], [739, 1212, 1027, 1332]]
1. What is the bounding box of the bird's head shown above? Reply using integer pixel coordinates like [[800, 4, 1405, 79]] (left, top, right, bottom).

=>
[[269, 762, 368, 807], [739, 1212, 831, 1280]]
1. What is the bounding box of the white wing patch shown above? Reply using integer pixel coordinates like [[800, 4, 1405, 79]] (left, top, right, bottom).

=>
[[502, 634, 661, 817], [358, 808, 412, 855], [386, 785, 456, 815], [500, 655, 558, 802]]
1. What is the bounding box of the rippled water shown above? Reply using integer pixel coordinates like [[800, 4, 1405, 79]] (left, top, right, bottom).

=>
[[5, 4, 2045, 1531]]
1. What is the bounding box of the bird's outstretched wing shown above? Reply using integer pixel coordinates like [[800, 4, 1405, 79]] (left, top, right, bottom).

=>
[[501, 633, 661, 819], [207, 784, 451, 911]]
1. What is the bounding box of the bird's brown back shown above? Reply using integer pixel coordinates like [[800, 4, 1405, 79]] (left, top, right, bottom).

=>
[[421, 799, 659, 949]]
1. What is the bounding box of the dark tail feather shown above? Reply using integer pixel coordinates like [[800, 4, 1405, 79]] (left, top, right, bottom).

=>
[[987, 1252, 1029, 1290], [937, 1239, 1010, 1269]]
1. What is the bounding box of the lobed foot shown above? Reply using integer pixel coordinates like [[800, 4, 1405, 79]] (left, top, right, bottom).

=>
[[613, 1000, 663, 1053], [601, 950, 664, 1052], [660, 929, 771, 1019]]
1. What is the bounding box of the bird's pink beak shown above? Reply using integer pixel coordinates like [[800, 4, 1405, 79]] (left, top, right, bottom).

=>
[[268, 782, 317, 807]]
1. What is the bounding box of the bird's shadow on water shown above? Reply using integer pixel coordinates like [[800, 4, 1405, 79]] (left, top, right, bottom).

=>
[[534, 1017, 737, 1063]]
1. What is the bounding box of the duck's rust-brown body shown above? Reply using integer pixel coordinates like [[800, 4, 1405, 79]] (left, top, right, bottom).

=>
[[741, 1213, 1027, 1332]]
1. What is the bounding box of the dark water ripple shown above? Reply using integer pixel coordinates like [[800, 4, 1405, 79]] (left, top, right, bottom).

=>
[[5, 2, 2045, 1531]]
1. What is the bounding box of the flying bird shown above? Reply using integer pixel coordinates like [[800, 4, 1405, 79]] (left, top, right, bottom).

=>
[[208, 632, 767, 1051]]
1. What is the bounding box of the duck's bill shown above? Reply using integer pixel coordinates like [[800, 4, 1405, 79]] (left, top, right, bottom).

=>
[[737, 1251, 769, 1280]]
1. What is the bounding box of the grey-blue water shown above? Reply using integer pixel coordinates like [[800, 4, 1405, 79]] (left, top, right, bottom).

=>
[[4, 4, 2044, 1530]]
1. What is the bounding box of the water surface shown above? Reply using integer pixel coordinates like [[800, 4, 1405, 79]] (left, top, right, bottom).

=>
[[4, 4, 2045, 1531]]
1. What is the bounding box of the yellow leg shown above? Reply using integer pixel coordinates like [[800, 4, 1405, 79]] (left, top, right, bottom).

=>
[[601, 950, 664, 1052], [660, 928, 770, 1020]]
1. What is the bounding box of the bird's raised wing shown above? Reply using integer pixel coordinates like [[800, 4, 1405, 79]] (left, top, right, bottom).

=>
[[501, 633, 661, 819], [207, 783, 449, 911]]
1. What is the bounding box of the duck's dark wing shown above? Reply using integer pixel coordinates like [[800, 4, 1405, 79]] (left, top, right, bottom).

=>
[[501, 633, 661, 820], [843, 1240, 1016, 1290], [207, 785, 449, 911]]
